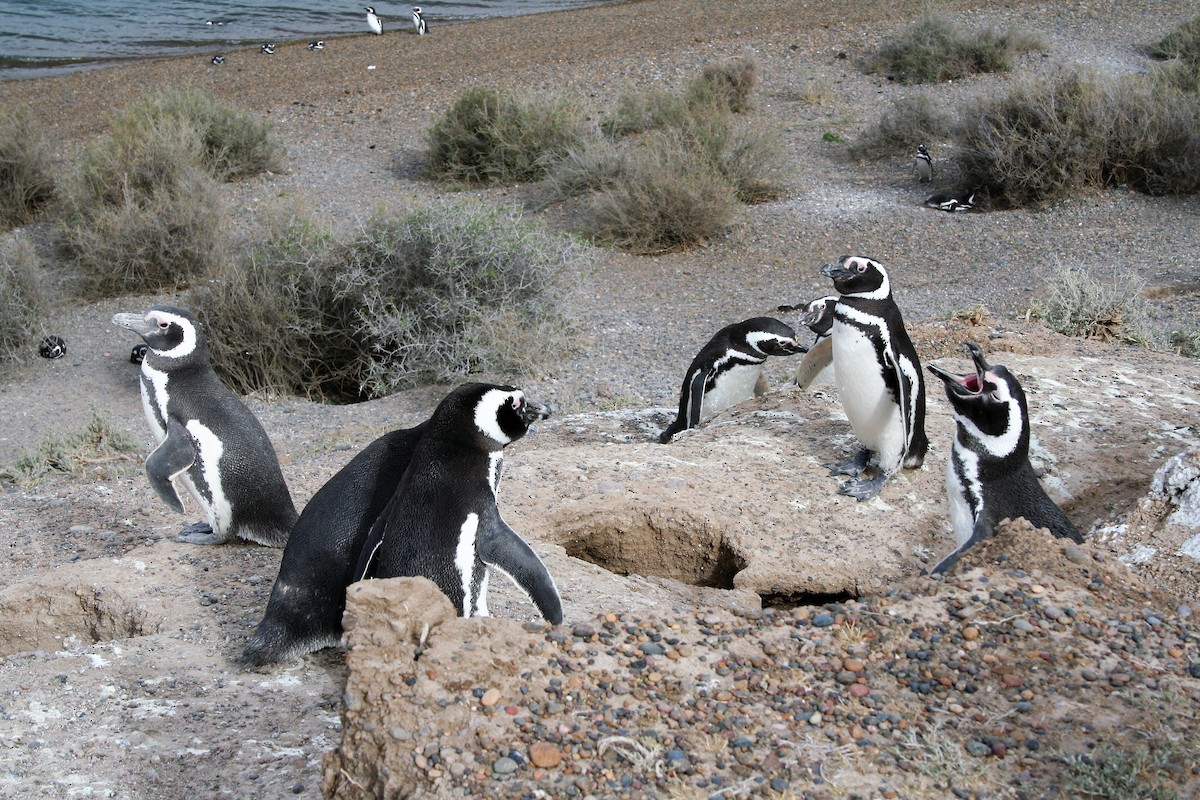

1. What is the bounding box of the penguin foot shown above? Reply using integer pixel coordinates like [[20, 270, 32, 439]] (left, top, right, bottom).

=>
[[174, 521, 228, 545], [825, 448, 873, 478], [837, 473, 888, 502]]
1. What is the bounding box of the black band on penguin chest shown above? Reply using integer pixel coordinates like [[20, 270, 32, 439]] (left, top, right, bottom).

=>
[[704, 352, 765, 391]]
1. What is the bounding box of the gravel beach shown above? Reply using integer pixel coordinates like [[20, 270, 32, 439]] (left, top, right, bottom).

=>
[[1, 1, 1199, 798]]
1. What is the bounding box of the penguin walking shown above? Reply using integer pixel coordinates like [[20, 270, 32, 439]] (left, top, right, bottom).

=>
[[924, 189, 975, 213], [243, 419, 431, 664], [926, 342, 1082, 573], [354, 383, 562, 625], [913, 144, 933, 183], [412, 6, 428, 34], [820, 256, 928, 500], [112, 305, 298, 546], [366, 6, 383, 34], [659, 317, 806, 444], [779, 296, 838, 390]]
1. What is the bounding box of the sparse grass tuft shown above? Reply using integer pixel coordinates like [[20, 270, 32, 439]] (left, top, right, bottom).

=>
[[0, 235, 47, 366], [686, 54, 759, 112], [0, 109, 57, 230], [866, 14, 1044, 85], [850, 92, 954, 159], [1034, 268, 1159, 347], [1, 409, 139, 485], [1146, 14, 1200, 61], [1169, 328, 1200, 357], [423, 87, 591, 184], [1064, 743, 1183, 800], [194, 202, 589, 401], [600, 89, 692, 139]]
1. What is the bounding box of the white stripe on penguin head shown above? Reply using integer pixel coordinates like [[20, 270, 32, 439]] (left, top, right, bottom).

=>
[[845, 257, 892, 301], [473, 388, 522, 446], [148, 310, 199, 360]]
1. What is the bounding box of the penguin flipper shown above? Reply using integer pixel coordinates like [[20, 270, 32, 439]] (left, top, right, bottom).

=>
[[685, 367, 711, 430], [929, 517, 989, 574], [478, 515, 563, 625], [794, 336, 833, 390], [145, 419, 196, 514], [352, 494, 399, 582]]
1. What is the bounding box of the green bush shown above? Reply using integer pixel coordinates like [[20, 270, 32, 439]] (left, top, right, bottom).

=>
[[193, 202, 589, 401], [850, 92, 954, 159], [0, 235, 46, 365], [0, 109, 56, 230], [578, 129, 739, 254], [424, 87, 591, 184], [866, 14, 1043, 85], [59, 113, 226, 298], [1146, 14, 1200, 60], [119, 89, 286, 180]]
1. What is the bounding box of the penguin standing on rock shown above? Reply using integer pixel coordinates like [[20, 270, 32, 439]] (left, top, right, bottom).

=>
[[112, 305, 297, 546], [820, 256, 928, 500], [926, 342, 1082, 573], [659, 317, 806, 444], [412, 6, 428, 34], [354, 383, 562, 625], [243, 419, 431, 664], [366, 6, 383, 34]]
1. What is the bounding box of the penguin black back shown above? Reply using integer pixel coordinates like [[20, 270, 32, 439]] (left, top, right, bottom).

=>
[[927, 342, 1081, 573], [355, 383, 562, 625]]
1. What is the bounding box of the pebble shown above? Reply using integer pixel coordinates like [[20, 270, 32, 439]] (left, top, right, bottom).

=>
[[811, 613, 835, 628], [529, 742, 562, 769], [492, 757, 518, 775], [481, 688, 502, 707]]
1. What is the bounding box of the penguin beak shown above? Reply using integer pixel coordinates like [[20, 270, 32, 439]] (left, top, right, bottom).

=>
[[773, 338, 808, 356], [927, 341, 988, 397], [820, 261, 853, 281], [112, 312, 156, 338], [520, 400, 552, 425]]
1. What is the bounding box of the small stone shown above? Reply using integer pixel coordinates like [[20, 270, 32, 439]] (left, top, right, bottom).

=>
[[1063, 543, 1087, 564], [492, 756, 518, 775], [481, 688, 502, 707], [1012, 619, 1035, 633], [966, 740, 991, 757], [848, 683, 870, 698], [962, 626, 980, 640], [529, 741, 562, 769], [812, 613, 835, 628]]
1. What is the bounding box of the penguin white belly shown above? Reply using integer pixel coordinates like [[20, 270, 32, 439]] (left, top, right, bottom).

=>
[[185, 420, 233, 536], [140, 365, 170, 442], [947, 443, 979, 546], [700, 362, 764, 422], [455, 513, 481, 616], [832, 325, 903, 464]]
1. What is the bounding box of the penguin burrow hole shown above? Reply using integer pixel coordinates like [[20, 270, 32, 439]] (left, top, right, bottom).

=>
[[557, 509, 746, 590], [0, 584, 161, 657]]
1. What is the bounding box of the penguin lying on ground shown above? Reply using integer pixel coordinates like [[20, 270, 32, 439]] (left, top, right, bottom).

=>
[[355, 383, 563, 625], [924, 189, 975, 213], [243, 419, 431, 664], [113, 305, 298, 546], [779, 296, 838, 390], [926, 342, 1082, 573], [820, 256, 928, 500], [659, 317, 806, 443]]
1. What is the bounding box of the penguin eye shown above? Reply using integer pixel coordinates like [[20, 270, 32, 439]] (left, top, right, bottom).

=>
[[855, 261, 867, 274], [158, 321, 170, 330]]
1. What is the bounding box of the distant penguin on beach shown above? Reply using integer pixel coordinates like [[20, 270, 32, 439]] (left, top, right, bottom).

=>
[[211, 54, 226, 65], [412, 6, 428, 35], [260, 43, 276, 55], [308, 40, 325, 50], [366, 6, 383, 34]]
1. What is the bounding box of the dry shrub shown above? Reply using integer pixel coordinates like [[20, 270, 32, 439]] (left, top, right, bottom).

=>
[[867, 14, 1043, 85], [686, 54, 759, 112], [1105, 65, 1200, 195], [193, 202, 588, 401], [0, 109, 56, 230], [0, 235, 47, 365], [121, 89, 286, 180], [578, 130, 739, 254], [851, 92, 954, 159], [423, 87, 591, 184], [1035, 268, 1158, 347], [1, 409, 139, 486], [1146, 14, 1200, 60], [600, 89, 692, 139]]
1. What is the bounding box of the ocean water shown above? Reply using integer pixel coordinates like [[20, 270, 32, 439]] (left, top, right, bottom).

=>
[[0, 0, 611, 80]]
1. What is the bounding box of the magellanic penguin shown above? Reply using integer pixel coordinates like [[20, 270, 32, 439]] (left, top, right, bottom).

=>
[[924, 189, 975, 213], [659, 317, 806, 444], [39, 335, 66, 359], [412, 6, 428, 34], [926, 342, 1082, 573], [112, 305, 298, 546], [243, 419, 431, 664], [820, 256, 928, 500], [366, 6, 383, 34], [308, 40, 325, 50], [779, 296, 838, 390], [354, 383, 562, 625], [913, 144, 933, 183]]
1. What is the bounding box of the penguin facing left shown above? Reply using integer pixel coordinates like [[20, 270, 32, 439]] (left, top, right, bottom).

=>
[[659, 317, 806, 444], [779, 296, 838, 390], [354, 383, 562, 625], [112, 305, 298, 546], [243, 419, 430, 664], [926, 342, 1082, 573], [820, 256, 928, 500], [412, 6, 428, 34], [366, 6, 383, 34]]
